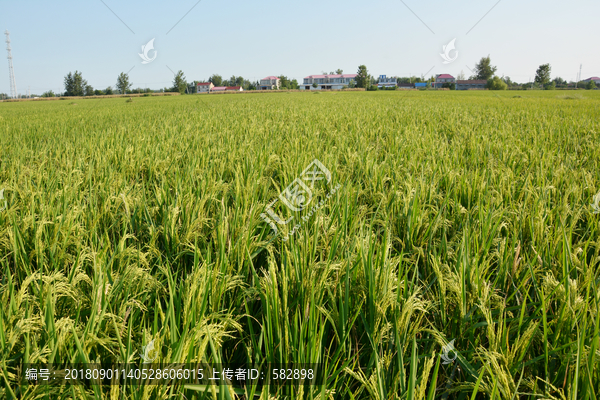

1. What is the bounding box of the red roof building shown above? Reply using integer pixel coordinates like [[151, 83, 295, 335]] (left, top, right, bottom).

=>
[[196, 82, 214, 93], [433, 74, 456, 88], [259, 76, 280, 90]]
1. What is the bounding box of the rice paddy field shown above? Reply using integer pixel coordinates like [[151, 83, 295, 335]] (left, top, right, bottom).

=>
[[1, 90, 600, 399]]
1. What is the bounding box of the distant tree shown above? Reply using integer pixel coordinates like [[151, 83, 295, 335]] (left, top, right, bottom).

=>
[[474, 56, 497, 80], [172, 70, 187, 94], [312, 82, 318, 88], [553, 76, 567, 86], [116, 72, 132, 94], [348, 79, 356, 88], [291, 79, 299, 89], [544, 81, 556, 90], [279, 75, 290, 89], [84, 84, 94, 96], [457, 70, 466, 80], [502, 76, 513, 86], [93, 89, 104, 96], [234, 76, 244, 87], [586, 80, 596, 90], [41, 90, 55, 97], [486, 76, 508, 90], [355, 65, 370, 88], [64, 71, 87, 96], [105, 86, 114, 95], [335, 69, 343, 75], [534, 64, 551, 87], [442, 82, 456, 90], [209, 74, 223, 87]]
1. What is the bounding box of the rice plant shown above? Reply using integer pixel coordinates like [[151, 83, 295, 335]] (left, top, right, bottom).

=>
[[0, 90, 599, 399]]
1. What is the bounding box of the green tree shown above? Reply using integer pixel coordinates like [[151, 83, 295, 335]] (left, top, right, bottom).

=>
[[586, 80, 596, 90], [442, 82, 456, 90], [534, 64, 551, 87], [41, 90, 55, 97], [474, 56, 497, 80], [335, 69, 343, 75], [355, 65, 370, 88], [279, 75, 290, 89], [312, 82, 318, 89], [105, 86, 114, 95], [172, 70, 187, 94], [93, 89, 104, 96], [348, 80, 356, 88], [486, 76, 508, 90], [84, 84, 94, 96], [209, 74, 222, 87], [64, 71, 86, 96], [553, 76, 567, 86], [116, 72, 132, 94], [290, 79, 299, 89]]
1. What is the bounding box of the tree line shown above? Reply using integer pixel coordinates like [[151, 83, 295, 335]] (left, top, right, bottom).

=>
[[43, 70, 189, 97], [34, 60, 597, 98]]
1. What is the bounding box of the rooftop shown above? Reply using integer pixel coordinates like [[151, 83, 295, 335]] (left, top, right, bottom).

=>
[[436, 74, 455, 79], [262, 76, 279, 80], [304, 74, 357, 79]]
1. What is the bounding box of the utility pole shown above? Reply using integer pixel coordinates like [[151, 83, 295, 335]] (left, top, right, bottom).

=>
[[5, 30, 17, 99]]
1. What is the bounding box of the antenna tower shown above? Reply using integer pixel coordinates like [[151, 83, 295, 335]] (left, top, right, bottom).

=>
[[5, 30, 17, 99]]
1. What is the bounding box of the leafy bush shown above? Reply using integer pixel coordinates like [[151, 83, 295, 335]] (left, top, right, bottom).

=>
[[486, 76, 508, 90]]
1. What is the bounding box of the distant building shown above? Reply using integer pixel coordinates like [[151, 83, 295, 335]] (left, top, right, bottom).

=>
[[212, 86, 227, 92], [583, 77, 600, 84], [259, 76, 281, 90], [433, 74, 455, 88], [300, 74, 358, 90], [196, 82, 214, 93], [456, 80, 487, 90], [398, 83, 414, 89], [226, 86, 243, 91], [415, 82, 428, 88], [377, 75, 397, 88]]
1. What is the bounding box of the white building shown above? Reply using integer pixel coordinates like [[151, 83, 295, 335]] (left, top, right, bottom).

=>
[[196, 82, 214, 93], [259, 76, 281, 90], [377, 75, 397, 88], [300, 74, 357, 90]]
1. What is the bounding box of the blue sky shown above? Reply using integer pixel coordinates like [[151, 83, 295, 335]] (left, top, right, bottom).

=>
[[1, 0, 599, 95]]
